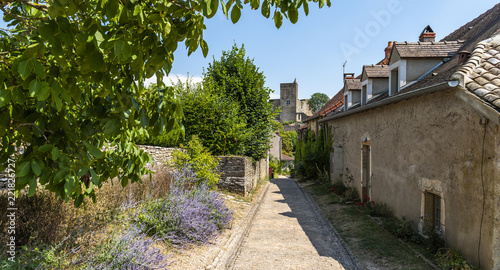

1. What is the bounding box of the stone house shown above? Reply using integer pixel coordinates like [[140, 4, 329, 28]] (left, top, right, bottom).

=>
[[269, 131, 282, 161], [270, 79, 313, 123], [307, 4, 500, 268]]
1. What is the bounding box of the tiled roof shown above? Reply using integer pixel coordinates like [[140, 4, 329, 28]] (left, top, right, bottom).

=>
[[281, 154, 294, 161], [363, 65, 389, 78], [394, 41, 464, 58], [304, 90, 344, 122], [345, 79, 361, 90], [452, 34, 500, 109]]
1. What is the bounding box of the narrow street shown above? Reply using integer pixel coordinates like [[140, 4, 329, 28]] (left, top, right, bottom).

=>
[[229, 176, 362, 270]]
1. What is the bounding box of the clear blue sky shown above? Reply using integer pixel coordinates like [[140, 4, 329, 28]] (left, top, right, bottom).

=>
[[1, 0, 496, 99]]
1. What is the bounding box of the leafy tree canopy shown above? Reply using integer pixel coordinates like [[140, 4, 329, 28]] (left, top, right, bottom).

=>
[[177, 78, 248, 156], [0, 0, 330, 205], [204, 44, 274, 160], [307, 92, 329, 113]]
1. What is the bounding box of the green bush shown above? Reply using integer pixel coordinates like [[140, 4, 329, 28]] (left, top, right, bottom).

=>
[[171, 136, 220, 186], [293, 129, 331, 181], [435, 249, 474, 270], [332, 179, 347, 196]]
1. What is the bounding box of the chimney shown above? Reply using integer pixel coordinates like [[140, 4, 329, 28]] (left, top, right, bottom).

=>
[[343, 73, 355, 81], [384, 41, 393, 61], [419, 25, 436, 42]]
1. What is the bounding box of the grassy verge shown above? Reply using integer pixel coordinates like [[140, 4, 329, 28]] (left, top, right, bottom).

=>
[[304, 183, 436, 270]]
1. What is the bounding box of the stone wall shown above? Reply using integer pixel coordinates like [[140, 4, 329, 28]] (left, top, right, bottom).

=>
[[216, 156, 268, 196], [1, 145, 269, 197], [136, 145, 176, 168]]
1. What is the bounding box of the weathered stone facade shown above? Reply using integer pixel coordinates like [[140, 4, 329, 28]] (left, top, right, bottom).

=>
[[216, 156, 268, 196], [323, 90, 499, 268], [270, 80, 313, 123]]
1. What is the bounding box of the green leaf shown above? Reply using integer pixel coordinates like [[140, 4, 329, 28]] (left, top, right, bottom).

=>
[[52, 92, 62, 111], [38, 144, 54, 152], [231, 6, 241, 24], [166, 118, 175, 133], [208, 0, 219, 18], [319, 0, 325, 8], [12, 87, 26, 104], [250, 0, 259, 10], [302, 0, 309, 16], [120, 176, 127, 187], [29, 80, 42, 97], [33, 60, 46, 79], [81, 50, 104, 73], [274, 11, 283, 29], [114, 40, 132, 61], [64, 175, 75, 197], [0, 110, 9, 136], [84, 141, 103, 159], [221, 0, 229, 18], [17, 161, 31, 177], [51, 147, 60, 161], [261, 0, 270, 18], [38, 83, 51, 101], [28, 177, 37, 197], [288, 7, 298, 24], [0, 89, 12, 107], [31, 159, 41, 176], [90, 169, 101, 188], [39, 20, 58, 39], [104, 118, 121, 136], [18, 59, 34, 80], [139, 109, 149, 127], [74, 194, 84, 207], [201, 39, 209, 58], [54, 168, 69, 184]]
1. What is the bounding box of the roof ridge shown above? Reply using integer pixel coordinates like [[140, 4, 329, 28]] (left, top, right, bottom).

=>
[[394, 40, 464, 45]]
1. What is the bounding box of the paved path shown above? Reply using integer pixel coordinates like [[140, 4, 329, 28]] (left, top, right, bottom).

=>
[[229, 176, 362, 270]]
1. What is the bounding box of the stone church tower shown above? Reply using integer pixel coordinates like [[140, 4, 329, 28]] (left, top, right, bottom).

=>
[[270, 79, 312, 123]]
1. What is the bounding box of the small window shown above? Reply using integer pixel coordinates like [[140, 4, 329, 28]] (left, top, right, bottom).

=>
[[286, 100, 291, 106], [424, 192, 442, 232], [390, 68, 399, 95]]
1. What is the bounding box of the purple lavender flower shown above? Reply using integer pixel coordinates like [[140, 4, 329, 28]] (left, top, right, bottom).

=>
[[86, 224, 168, 270], [137, 166, 233, 247]]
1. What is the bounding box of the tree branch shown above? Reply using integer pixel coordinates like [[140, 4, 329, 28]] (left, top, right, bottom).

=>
[[165, 0, 195, 11], [4, 0, 48, 13], [0, 5, 48, 21]]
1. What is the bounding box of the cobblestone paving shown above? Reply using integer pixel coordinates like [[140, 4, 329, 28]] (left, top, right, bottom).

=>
[[229, 176, 361, 270]]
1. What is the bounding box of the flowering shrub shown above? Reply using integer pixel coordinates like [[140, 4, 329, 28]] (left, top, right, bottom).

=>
[[171, 136, 220, 187], [84, 224, 168, 270], [137, 167, 233, 246]]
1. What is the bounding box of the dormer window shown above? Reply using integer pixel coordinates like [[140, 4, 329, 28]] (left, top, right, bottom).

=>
[[361, 65, 389, 103], [390, 65, 402, 95], [388, 29, 463, 96]]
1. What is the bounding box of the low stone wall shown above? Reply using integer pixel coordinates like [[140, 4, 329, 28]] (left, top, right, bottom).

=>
[[216, 156, 268, 196], [136, 145, 176, 168], [1, 145, 269, 195]]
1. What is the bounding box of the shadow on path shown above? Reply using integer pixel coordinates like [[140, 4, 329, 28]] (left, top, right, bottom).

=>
[[270, 177, 357, 269]]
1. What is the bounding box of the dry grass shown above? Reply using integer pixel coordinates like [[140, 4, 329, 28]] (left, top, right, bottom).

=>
[[0, 164, 171, 252]]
